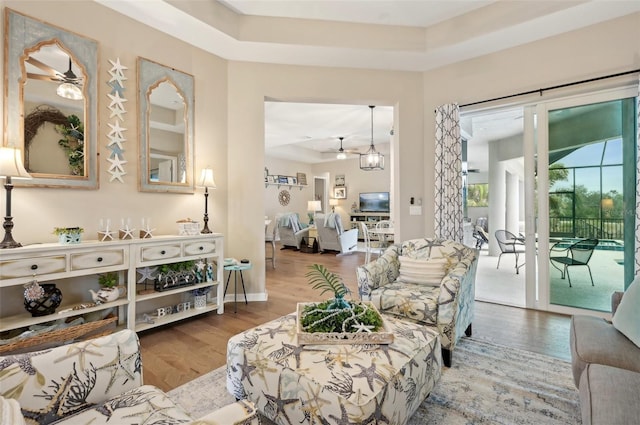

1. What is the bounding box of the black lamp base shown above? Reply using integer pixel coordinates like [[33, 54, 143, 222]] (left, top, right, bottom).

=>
[[1, 216, 22, 249]]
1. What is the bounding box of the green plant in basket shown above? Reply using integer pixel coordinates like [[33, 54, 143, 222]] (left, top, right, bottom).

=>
[[301, 264, 383, 334]]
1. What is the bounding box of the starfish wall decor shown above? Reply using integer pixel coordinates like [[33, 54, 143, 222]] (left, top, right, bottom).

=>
[[106, 58, 128, 183]]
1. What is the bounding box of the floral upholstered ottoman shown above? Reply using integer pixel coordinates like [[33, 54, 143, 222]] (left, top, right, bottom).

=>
[[226, 313, 441, 425]]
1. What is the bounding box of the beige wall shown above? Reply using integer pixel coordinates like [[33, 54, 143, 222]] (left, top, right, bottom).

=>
[[2, 1, 638, 304], [2, 1, 228, 241]]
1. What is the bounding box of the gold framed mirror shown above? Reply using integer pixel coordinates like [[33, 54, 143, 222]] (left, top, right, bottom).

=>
[[137, 57, 194, 193], [4, 9, 99, 189]]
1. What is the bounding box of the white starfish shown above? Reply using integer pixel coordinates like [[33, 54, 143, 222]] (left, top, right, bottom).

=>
[[108, 57, 128, 75], [137, 266, 158, 283], [108, 69, 128, 86], [107, 91, 128, 110], [98, 229, 114, 242], [107, 120, 127, 137], [109, 168, 126, 183], [119, 226, 135, 239], [106, 134, 125, 150], [195, 259, 206, 271], [107, 155, 128, 171], [109, 104, 126, 121], [351, 323, 375, 333]]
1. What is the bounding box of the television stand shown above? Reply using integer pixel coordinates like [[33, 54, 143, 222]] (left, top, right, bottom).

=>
[[349, 212, 391, 241]]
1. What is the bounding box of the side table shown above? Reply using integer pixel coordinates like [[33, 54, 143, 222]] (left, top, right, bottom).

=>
[[224, 263, 251, 313]]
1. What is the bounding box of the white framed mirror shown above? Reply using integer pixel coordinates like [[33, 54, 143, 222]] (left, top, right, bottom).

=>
[[138, 57, 194, 193], [4, 9, 99, 189]]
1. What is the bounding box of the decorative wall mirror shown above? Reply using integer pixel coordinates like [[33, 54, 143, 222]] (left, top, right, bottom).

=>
[[4, 9, 99, 189], [138, 57, 194, 193]]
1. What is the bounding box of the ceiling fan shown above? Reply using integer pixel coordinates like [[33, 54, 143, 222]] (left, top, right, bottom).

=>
[[26, 56, 83, 87], [321, 136, 361, 159]]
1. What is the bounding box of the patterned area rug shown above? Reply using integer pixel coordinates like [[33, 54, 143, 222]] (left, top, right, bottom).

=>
[[167, 337, 581, 424]]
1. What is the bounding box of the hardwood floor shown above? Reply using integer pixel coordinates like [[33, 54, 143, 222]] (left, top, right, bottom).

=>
[[139, 246, 572, 392]]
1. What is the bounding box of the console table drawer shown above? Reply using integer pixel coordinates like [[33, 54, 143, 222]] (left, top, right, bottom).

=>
[[70, 249, 126, 271], [139, 244, 182, 263], [0, 256, 67, 280], [184, 241, 217, 257]]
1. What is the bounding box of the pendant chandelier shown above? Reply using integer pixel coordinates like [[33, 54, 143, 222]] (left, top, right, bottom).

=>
[[359, 105, 384, 171]]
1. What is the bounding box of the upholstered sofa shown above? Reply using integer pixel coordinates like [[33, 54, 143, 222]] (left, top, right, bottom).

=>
[[315, 213, 359, 255], [570, 283, 640, 424], [0, 329, 258, 425], [356, 238, 479, 367], [276, 212, 309, 250]]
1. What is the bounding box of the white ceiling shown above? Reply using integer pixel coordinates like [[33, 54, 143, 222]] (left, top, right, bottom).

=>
[[93, 0, 639, 165]]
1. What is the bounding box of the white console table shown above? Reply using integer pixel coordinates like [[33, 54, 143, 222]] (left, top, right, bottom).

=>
[[0, 234, 224, 336]]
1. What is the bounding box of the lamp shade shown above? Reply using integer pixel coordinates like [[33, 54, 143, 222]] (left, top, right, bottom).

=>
[[56, 83, 83, 100], [198, 168, 216, 188], [329, 199, 339, 207], [307, 200, 322, 212], [0, 147, 31, 179]]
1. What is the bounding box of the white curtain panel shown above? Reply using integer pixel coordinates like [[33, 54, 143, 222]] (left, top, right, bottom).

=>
[[434, 103, 463, 242], [635, 78, 640, 278]]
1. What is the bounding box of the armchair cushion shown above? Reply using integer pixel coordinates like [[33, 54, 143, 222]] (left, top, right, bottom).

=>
[[612, 276, 640, 348], [398, 255, 450, 286]]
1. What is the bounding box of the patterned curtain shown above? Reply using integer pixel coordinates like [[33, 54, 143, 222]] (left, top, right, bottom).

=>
[[635, 77, 640, 278], [434, 103, 463, 242]]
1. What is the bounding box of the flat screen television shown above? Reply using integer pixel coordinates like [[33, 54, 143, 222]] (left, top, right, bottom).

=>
[[359, 192, 390, 213]]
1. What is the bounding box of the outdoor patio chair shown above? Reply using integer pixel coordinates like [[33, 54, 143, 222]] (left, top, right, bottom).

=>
[[550, 238, 599, 287], [473, 226, 489, 249], [495, 229, 526, 274]]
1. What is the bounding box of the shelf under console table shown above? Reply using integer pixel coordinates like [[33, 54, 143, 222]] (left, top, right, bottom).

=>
[[0, 234, 224, 346]]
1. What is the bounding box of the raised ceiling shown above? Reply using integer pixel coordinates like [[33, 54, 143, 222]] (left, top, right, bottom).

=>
[[97, 0, 640, 72], [95, 0, 639, 164]]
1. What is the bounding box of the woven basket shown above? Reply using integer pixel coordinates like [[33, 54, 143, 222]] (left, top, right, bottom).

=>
[[0, 316, 118, 355]]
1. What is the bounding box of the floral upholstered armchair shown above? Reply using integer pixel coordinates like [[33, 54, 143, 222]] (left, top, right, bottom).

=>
[[0, 329, 258, 425], [356, 238, 479, 367]]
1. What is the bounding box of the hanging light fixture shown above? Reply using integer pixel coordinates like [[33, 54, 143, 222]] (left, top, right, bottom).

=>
[[359, 105, 384, 171], [56, 58, 83, 100], [336, 137, 347, 160]]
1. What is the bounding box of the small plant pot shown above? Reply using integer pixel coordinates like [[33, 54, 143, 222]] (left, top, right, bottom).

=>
[[58, 232, 82, 244]]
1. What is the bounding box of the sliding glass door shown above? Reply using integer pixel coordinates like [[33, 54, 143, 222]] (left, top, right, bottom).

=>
[[463, 85, 637, 315], [536, 90, 637, 314]]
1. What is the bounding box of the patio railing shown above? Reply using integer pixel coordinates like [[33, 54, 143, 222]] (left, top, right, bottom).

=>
[[549, 217, 624, 240]]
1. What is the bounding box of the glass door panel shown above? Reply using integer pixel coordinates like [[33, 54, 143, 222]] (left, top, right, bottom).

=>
[[546, 98, 632, 312]]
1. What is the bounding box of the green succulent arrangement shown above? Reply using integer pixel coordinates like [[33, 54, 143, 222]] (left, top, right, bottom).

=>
[[98, 272, 119, 288], [159, 261, 195, 274], [300, 264, 383, 334], [53, 227, 84, 236]]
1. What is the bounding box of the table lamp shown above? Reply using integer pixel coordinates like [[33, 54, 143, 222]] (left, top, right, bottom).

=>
[[329, 198, 339, 212], [197, 167, 216, 234], [307, 200, 322, 225], [0, 147, 32, 248]]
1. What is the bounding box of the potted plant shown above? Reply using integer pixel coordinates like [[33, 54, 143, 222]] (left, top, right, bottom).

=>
[[53, 227, 84, 244], [298, 264, 389, 343], [90, 272, 124, 304]]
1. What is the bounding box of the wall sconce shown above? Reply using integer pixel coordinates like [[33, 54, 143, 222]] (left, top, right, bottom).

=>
[[0, 147, 32, 248], [197, 167, 216, 234], [329, 198, 339, 212]]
